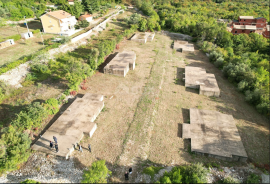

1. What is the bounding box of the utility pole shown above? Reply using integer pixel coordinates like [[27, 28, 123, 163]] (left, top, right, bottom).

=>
[[40, 31, 44, 46], [24, 16, 30, 33], [16, 24, 20, 34]]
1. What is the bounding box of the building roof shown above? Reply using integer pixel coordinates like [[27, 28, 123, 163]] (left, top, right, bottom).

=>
[[239, 16, 254, 19], [255, 17, 266, 19], [245, 25, 257, 30], [45, 10, 72, 20], [233, 25, 256, 30], [68, 0, 74, 2], [80, 14, 92, 18]]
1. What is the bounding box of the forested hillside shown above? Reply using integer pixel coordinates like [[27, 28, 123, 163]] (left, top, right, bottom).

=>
[[131, 0, 269, 115]]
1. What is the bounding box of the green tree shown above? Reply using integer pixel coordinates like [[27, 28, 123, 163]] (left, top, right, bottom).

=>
[[139, 18, 148, 32], [81, 160, 112, 183]]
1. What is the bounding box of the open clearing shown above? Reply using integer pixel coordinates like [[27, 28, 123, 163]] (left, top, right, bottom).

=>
[[71, 33, 269, 182], [0, 34, 53, 66], [0, 9, 268, 183]]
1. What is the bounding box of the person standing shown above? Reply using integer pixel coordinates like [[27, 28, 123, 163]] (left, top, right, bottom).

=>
[[79, 145, 83, 153], [88, 144, 91, 152], [125, 172, 129, 180], [50, 141, 54, 150], [129, 167, 132, 174], [55, 143, 59, 153], [53, 136, 57, 144]]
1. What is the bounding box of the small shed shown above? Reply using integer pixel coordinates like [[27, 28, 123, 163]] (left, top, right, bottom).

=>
[[0, 39, 15, 50], [20, 32, 33, 39]]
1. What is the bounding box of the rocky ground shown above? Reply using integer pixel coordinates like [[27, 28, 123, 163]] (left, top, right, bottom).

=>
[[0, 153, 84, 183], [0, 152, 268, 183]]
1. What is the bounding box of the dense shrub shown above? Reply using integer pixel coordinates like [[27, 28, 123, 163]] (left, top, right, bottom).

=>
[[143, 166, 163, 180], [156, 163, 208, 183], [0, 99, 60, 174], [81, 160, 111, 183], [246, 173, 261, 183], [45, 98, 59, 115]]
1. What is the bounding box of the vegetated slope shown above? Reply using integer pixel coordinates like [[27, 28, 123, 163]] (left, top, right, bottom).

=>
[[133, 0, 269, 115]]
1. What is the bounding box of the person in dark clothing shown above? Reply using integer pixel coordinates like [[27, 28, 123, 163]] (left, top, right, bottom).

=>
[[125, 172, 129, 180], [88, 144, 91, 152], [129, 167, 132, 174], [50, 141, 53, 149], [53, 136, 57, 144], [55, 143, 59, 152]]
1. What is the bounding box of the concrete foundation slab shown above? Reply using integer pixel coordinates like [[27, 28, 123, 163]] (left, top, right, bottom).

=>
[[174, 40, 194, 52], [184, 66, 220, 97], [104, 51, 136, 77], [32, 93, 104, 159], [182, 108, 248, 162], [131, 32, 155, 43]]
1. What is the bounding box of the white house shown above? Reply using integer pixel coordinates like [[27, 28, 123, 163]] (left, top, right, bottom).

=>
[[40, 10, 77, 36]]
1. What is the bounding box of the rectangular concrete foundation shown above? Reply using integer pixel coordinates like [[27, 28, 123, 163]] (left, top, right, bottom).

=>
[[174, 40, 194, 52], [131, 32, 155, 43], [32, 93, 104, 159], [182, 108, 248, 162], [104, 51, 136, 77], [184, 66, 220, 97]]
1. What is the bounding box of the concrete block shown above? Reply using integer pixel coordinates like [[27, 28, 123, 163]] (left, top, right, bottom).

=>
[[32, 93, 104, 159], [131, 32, 154, 43], [185, 66, 220, 97], [174, 41, 194, 52], [104, 51, 136, 77], [182, 108, 248, 162]]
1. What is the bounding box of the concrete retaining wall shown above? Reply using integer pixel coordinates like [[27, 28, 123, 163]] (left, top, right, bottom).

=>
[[71, 29, 92, 43]]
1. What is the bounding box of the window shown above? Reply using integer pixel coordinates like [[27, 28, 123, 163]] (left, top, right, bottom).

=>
[[51, 28, 53, 30], [244, 19, 246, 21], [49, 20, 51, 23], [242, 30, 244, 32], [235, 31, 237, 33], [240, 19, 241, 21]]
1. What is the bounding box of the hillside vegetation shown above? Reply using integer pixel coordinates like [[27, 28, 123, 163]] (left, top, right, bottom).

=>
[[132, 0, 269, 115]]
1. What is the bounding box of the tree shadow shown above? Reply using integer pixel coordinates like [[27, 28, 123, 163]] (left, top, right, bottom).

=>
[[177, 123, 182, 138], [98, 52, 118, 73], [176, 67, 185, 86], [17, 21, 42, 30], [181, 108, 190, 124], [185, 87, 199, 95]]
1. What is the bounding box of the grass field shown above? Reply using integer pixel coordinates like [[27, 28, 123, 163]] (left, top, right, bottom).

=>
[[0, 34, 54, 67], [0, 21, 42, 40], [71, 33, 269, 182]]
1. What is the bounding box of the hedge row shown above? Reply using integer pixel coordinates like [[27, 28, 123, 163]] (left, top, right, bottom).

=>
[[0, 43, 60, 75]]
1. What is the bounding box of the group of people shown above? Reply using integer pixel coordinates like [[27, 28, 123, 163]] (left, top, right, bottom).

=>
[[49, 136, 59, 152], [125, 167, 133, 180], [49, 136, 92, 154], [77, 143, 92, 153]]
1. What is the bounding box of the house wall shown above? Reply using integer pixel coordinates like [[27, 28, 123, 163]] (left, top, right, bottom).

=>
[[41, 14, 61, 34], [86, 17, 93, 22], [263, 30, 270, 38], [255, 18, 267, 28], [231, 28, 255, 35]]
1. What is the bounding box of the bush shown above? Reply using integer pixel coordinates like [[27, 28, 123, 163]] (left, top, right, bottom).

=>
[[21, 179, 40, 183], [246, 173, 260, 183], [143, 166, 163, 180], [81, 160, 111, 183], [157, 163, 208, 183], [222, 176, 240, 183], [32, 29, 40, 34], [59, 36, 71, 44], [45, 98, 59, 115], [7, 34, 21, 41]]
